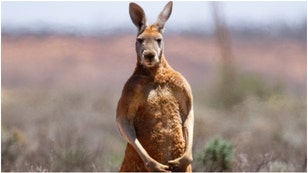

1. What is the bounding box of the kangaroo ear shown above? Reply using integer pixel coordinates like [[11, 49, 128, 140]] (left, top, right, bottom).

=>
[[153, 1, 173, 32], [129, 2, 147, 33]]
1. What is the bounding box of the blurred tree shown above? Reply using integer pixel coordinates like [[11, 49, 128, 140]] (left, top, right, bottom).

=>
[[212, 2, 234, 76], [211, 2, 240, 109]]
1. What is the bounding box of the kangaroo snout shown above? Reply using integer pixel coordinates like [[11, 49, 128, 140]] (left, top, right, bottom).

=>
[[143, 50, 156, 61]]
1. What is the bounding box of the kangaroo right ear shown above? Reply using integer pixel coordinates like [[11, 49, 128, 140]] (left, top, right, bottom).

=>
[[129, 2, 147, 33], [153, 1, 173, 32]]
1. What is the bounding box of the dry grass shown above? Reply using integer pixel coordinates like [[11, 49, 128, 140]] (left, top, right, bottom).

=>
[[193, 89, 306, 171], [2, 88, 124, 171], [2, 85, 306, 171]]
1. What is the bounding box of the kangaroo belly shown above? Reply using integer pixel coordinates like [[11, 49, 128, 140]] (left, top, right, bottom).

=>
[[134, 86, 186, 164]]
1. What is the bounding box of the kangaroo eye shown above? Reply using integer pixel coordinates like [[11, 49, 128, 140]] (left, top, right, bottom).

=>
[[156, 38, 162, 45], [137, 38, 144, 44]]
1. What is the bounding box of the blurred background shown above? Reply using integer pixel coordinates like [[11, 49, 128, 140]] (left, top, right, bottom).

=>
[[2, 1, 307, 171]]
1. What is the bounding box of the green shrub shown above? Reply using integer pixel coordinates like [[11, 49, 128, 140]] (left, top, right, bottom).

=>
[[1, 128, 25, 171], [198, 137, 234, 172]]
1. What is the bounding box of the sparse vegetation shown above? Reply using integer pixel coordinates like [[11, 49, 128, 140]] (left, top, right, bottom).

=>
[[2, 83, 306, 171], [2, 128, 26, 171], [2, 89, 122, 171], [197, 137, 234, 171], [210, 71, 285, 109]]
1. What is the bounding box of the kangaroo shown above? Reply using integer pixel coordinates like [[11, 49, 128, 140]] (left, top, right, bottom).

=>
[[116, 1, 194, 172]]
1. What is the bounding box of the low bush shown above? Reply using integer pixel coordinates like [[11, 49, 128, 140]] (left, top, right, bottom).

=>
[[197, 137, 234, 171]]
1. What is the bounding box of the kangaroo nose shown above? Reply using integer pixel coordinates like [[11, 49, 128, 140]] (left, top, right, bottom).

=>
[[143, 51, 156, 61]]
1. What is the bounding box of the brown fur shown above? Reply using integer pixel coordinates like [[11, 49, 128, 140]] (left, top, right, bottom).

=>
[[116, 2, 194, 172], [118, 57, 192, 172]]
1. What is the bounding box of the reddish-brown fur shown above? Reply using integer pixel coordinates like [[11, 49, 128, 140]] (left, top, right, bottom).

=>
[[118, 57, 192, 171], [116, 2, 194, 172]]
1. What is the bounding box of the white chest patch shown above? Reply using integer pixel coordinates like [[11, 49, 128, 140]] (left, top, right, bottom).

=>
[[147, 86, 172, 102], [148, 89, 158, 101]]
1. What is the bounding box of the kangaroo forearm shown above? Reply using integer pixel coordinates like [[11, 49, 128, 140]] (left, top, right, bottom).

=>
[[116, 116, 153, 164], [183, 110, 194, 154]]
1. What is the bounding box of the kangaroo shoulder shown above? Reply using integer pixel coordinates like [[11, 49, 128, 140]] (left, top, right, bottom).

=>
[[167, 70, 191, 92], [121, 74, 147, 97]]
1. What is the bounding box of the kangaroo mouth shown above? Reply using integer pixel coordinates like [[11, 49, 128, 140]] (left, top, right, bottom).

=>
[[143, 60, 157, 67], [145, 61, 154, 67], [140, 55, 159, 68]]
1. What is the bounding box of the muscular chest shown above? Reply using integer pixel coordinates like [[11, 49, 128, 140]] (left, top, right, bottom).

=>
[[135, 84, 183, 132], [133, 84, 181, 126], [146, 85, 175, 104], [140, 84, 179, 111]]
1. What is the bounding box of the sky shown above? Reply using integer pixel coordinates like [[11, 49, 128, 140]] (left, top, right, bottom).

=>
[[1, 1, 307, 34]]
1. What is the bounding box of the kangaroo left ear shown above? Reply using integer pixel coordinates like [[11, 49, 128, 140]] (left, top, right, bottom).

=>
[[153, 1, 173, 32], [129, 2, 148, 34]]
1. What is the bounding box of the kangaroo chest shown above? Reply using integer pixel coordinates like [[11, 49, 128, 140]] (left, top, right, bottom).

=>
[[141, 84, 181, 121], [147, 85, 176, 109], [134, 84, 185, 163]]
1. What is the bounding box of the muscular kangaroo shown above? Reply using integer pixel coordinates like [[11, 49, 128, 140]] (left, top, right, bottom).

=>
[[116, 1, 194, 172]]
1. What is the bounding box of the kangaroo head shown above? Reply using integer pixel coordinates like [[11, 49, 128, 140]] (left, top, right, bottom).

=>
[[129, 1, 173, 68]]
